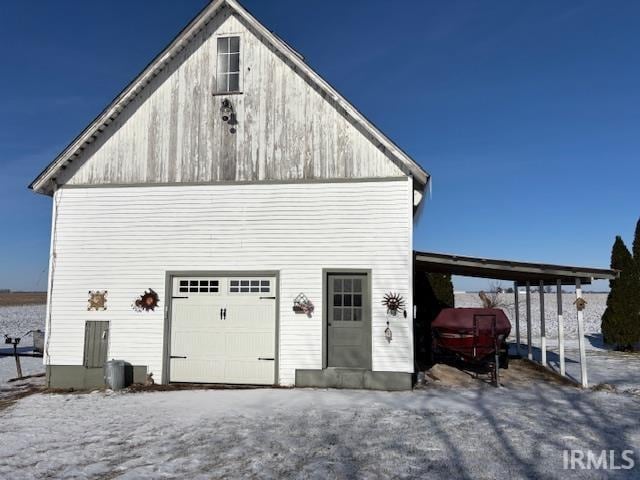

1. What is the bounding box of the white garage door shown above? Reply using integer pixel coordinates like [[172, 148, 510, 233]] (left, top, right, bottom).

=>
[[169, 275, 277, 385]]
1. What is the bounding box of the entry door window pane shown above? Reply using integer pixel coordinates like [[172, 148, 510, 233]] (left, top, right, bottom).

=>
[[330, 275, 366, 322]]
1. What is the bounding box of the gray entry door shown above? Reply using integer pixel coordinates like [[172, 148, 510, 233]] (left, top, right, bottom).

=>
[[327, 273, 371, 369], [83, 321, 109, 368]]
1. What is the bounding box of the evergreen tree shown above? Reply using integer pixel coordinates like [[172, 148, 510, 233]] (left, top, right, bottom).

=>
[[601, 236, 640, 349], [414, 272, 454, 367], [633, 218, 640, 267]]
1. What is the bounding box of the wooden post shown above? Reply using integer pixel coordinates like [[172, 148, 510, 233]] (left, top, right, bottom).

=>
[[557, 279, 565, 376], [539, 280, 546, 366], [13, 343, 23, 379], [576, 278, 588, 388], [514, 281, 521, 356], [526, 281, 532, 360]]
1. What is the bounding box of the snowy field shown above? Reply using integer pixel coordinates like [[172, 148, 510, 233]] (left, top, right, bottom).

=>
[[455, 292, 607, 339], [1, 387, 639, 478], [0, 305, 45, 385], [0, 304, 45, 337]]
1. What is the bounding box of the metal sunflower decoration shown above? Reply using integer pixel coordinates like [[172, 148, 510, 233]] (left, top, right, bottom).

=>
[[382, 292, 405, 316], [133, 289, 160, 312]]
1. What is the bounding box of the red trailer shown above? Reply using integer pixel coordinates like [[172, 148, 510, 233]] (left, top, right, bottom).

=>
[[431, 308, 511, 384]]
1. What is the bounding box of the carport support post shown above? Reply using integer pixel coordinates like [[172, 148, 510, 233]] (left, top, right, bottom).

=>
[[576, 278, 588, 388], [513, 281, 521, 355], [539, 280, 547, 366], [525, 281, 532, 360], [557, 279, 565, 376]]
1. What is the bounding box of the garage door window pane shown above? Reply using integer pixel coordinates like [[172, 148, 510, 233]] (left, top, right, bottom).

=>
[[229, 278, 272, 294], [177, 279, 220, 293], [353, 308, 362, 321], [333, 279, 342, 293]]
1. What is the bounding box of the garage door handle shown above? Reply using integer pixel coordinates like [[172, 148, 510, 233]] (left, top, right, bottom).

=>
[[170, 355, 187, 359], [258, 357, 275, 361], [260, 296, 276, 300]]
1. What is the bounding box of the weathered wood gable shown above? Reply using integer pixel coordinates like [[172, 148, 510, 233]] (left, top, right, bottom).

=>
[[55, 6, 407, 188]]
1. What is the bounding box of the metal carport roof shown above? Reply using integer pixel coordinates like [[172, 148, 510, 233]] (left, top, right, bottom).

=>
[[414, 251, 618, 286]]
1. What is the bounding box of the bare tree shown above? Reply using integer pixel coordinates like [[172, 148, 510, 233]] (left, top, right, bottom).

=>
[[478, 281, 512, 309]]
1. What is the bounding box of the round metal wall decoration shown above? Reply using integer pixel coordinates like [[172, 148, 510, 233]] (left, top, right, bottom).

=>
[[133, 289, 160, 312], [382, 292, 405, 316]]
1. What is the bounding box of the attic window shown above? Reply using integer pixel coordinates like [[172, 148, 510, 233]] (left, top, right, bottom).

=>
[[217, 36, 240, 93]]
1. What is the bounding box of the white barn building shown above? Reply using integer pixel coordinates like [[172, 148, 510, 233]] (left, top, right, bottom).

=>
[[31, 0, 429, 390]]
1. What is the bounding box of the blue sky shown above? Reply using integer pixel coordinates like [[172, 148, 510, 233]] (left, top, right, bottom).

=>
[[1, 0, 638, 291]]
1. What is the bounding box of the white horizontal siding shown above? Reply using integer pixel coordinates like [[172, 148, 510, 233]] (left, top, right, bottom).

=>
[[48, 179, 413, 384]]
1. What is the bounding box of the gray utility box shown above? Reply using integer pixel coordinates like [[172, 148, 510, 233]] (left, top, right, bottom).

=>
[[33, 330, 45, 353], [104, 359, 126, 390]]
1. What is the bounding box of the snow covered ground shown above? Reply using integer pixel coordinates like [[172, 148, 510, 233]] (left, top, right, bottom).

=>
[[456, 292, 607, 339], [524, 338, 640, 394], [1, 386, 639, 478], [0, 305, 45, 387], [0, 304, 46, 337]]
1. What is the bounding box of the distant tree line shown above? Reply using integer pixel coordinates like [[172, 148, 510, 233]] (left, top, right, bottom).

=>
[[602, 218, 640, 350]]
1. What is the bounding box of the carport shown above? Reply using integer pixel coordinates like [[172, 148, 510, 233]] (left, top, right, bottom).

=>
[[414, 251, 618, 388]]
